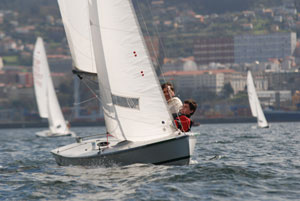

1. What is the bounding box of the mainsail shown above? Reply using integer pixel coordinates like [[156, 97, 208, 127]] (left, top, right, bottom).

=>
[[93, 0, 176, 141], [247, 71, 269, 128], [33, 37, 69, 134]]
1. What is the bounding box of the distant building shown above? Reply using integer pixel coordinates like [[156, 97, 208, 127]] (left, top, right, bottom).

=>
[[15, 25, 35, 34], [6, 86, 34, 101], [144, 36, 161, 67], [193, 37, 234, 65], [229, 72, 246, 94], [243, 11, 256, 18], [151, 0, 164, 5], [161, 57, 196, 73], [262, 8, 274, 17], [160, 69, 236, 100], [229, 72, 268, 94], [183, 60, 197, 71], [234, 32, 297, 64], [47, 55, 72, 73], [242, 23, 253, 30], [17, 72, 33, 87], [266, 71, 300, 92], [294, 40, 300, 66], [274, 16, 283, 23], [51, 72, 70, 88], [257, 90, 292, 107]]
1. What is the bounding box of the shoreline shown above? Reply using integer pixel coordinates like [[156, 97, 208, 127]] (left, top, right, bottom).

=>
[[1, 116, 299, 129]]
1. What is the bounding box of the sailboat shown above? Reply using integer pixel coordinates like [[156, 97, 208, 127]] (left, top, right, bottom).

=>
[[33, 37, 76, 137], [51, 0, 197, 166], [247, 71, 269, 128]]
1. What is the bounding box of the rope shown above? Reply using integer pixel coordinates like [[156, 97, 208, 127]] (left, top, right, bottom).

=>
[[145, 0, 171, 63], [73, 96, 98, 106], [76, 132, 107, 141], [136, 1, 185, 133], [81, 79, 102, 103], [136, 1, 167, 84]]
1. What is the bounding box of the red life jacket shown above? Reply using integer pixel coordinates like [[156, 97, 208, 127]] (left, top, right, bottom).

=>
[[174, 115, 191, 132]]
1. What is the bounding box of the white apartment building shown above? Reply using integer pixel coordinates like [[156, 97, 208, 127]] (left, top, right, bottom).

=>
[[160, 69, 235, 96], [234, 32, 297, 63], [229, 72, 268, 94]]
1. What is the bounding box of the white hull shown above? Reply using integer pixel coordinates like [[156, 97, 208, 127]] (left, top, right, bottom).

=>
[[51, 133, 197, 166], [36, 130, 76, 137]]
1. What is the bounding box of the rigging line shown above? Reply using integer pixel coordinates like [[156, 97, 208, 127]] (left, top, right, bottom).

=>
[[145, 0, 170, 58], [85, 76, 99, 86], [136, 2, 164, 82], [76, 132, 107, 141], [81, 79, 102, 103], [143, 0, 185, 127], [137, 0, 182, 130], [73, 78, 103, 106], [65, 100, 76, 129], [73, 96, 98, 106], [76, 72, 111, 109], [144, 0, 171, 83]]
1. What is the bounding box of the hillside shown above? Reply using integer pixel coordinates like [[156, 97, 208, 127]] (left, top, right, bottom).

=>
[[0, 0, 285, 15]]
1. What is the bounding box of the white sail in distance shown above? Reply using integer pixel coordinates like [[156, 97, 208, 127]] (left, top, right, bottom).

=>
[[33, 37, 70, 134], [247, 71, 269, 128]]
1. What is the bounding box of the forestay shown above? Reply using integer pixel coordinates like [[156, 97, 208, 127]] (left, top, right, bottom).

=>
[[33, 37, 69, 134], [58, 0, 97, 74], [88, 0, 176, 141]]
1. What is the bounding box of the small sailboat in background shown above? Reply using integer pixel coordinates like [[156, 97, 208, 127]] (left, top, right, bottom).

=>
[[51, 0, 197, 166], [33, 37, 76, 137], [247, 71, 269, 128]]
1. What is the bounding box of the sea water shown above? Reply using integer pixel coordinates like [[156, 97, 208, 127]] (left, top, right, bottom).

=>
[[0, 123, 299, 200]]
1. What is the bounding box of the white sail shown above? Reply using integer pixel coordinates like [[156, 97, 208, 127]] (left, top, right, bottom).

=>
[[33, 38, 48, 118], [247, 71, 268, 128], [88, 0, 124, 140], [87, 0, 175, 141], [57, 0, 97, 74], [33, 37, 70, 135]]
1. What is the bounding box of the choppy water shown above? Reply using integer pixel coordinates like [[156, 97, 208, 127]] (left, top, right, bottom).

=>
[[0, 123, 300, 200]]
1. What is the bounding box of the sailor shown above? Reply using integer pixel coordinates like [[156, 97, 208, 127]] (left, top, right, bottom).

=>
[[161, 82, 182, 117], [66, 121, 71, 129], [174, 99, 197, 132]]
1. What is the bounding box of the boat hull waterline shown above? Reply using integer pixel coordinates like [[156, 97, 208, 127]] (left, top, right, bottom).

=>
[[51, 134, 197, 166]]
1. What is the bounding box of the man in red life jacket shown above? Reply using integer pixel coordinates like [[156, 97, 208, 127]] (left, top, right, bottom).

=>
[[174, 99, 197, 132]]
